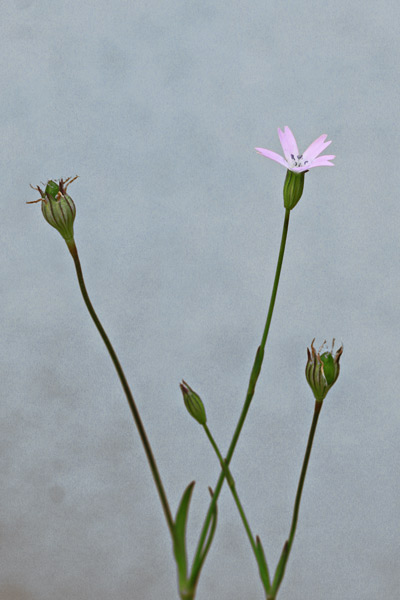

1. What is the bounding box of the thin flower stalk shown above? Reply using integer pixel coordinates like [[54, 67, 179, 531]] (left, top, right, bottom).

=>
[[189, 208, 291, 589], [203, 424, 256, 554], [270, 400, 322, 598], [202, 423, 272, 595], [28, 179, 174, 538], [66, 239, 175, 536]]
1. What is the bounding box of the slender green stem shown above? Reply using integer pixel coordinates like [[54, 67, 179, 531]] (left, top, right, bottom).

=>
[[66, 239, 174, 537], [203, 424, 257, 556], [189, 209, 291, 586], [180, 591, 195, 600], [271, 400, 323, 597], [287, 401, 322, 551]]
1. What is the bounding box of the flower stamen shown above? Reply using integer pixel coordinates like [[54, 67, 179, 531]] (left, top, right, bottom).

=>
[[289, 153, 308, 169]]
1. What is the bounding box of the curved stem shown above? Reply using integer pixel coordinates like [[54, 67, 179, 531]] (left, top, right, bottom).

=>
[[189, 208, 291, 586], [271, 400, 322, 597], [66, 239, 174, 537]]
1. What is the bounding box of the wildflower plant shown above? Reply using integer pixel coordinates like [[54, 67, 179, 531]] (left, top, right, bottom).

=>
[[27, 126, 342, 599]]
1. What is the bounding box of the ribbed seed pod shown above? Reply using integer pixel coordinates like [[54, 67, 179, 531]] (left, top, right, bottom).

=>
[[180, 380, 207, 426], [305, 339, 343, 402], [29, 177, 77, 242]]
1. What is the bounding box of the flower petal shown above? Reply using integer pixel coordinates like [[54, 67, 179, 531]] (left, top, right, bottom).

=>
[[303, 135, 332, 162], [315, 154, 335, 161], [307, 156, 335, 169], [255, 147, 288, 168], [306, 162, 335, 169], [290, 165, 309, 173], [278, 126, 299, 162]]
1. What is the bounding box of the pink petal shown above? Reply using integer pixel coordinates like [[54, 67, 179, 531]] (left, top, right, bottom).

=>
[[306, 156, 335, 169], [303, 135, 331, 162], [290, 165, 309, 173], [307, 162, 335, 169], [278, 126, 299, 162], [255, 147, 288, 168], [315, 154, 335, 161]]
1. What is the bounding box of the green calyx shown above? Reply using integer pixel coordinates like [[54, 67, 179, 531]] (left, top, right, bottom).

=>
[[31, 177, 78, 242], [305, 339, 343, 402], [283, 169, 305, 210], [180, 380, 207, 426]]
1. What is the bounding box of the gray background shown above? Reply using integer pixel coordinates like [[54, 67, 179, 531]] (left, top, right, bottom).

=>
[[1, 0, 399, 598]]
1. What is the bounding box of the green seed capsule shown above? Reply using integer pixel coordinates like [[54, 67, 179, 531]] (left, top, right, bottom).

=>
[[319, 352, 335, 385], [28, 176, 78, 243], [44, 180, 61, 201]]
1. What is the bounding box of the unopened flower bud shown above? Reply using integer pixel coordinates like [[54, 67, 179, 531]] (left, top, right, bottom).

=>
[[305, 339, 343, 402], [283, 169, 305, 210], [28, 176, 78, 243], [180, 380, 207, 425]]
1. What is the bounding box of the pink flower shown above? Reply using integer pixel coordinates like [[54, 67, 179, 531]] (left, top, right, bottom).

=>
[[255, 126, 335, 173]]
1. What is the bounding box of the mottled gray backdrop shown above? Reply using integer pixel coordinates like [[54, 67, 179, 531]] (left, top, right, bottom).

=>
[[1, 1, 399, 599]]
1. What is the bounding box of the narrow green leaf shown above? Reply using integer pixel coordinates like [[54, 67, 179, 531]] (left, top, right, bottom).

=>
[[200, 487, 218, 563], [173, 480, 196, 587], [255, 535, 271, 594], [271, 540, 289, 594], [190, 487, 218, 588]]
